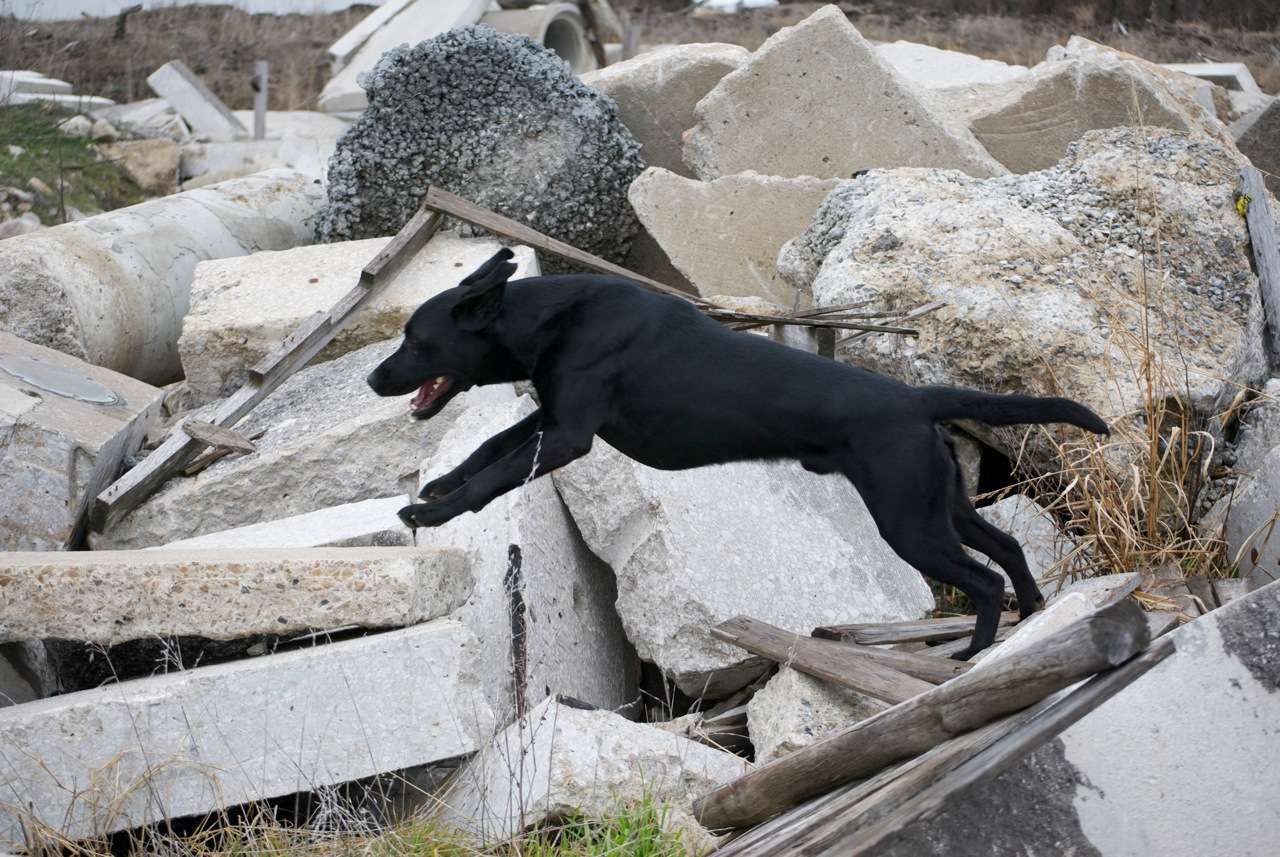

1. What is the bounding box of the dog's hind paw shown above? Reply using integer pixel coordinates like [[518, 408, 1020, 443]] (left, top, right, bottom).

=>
[[398, 502, 456, 529]]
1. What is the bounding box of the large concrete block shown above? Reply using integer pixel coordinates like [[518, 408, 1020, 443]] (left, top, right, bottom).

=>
[[682, 6, 1004, 181], [883, 580, 1280, 857], [318, 0, 490, 114], [436, 696, 747, 850], [747, 666, 888, 764], [581, 43, 748, 178], [0, 170, 324, 384], [158, 496, 413, 549], [179, 234, 538, 403], [0, 547, 471, 645], [416, 390, 637, 717], [92, 340, 511, 549], [146, 60, 248, 142], [0, 332, 162, 551], [0, 619, 494, 847], [554, 440, 934, 698], [628, 168, 839, 307], [1236, 99, 1280, 194]]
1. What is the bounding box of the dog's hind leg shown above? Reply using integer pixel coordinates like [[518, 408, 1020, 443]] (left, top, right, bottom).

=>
[[949, 483, 1045, 620], [843, 431, 1007, 660], [420, 409, 542, 499]]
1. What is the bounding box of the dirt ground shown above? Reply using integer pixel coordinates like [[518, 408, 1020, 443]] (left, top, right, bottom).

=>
[[0, 2, 1275, 112]]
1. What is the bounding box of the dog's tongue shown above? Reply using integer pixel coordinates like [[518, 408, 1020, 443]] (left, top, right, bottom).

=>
[[411, 376, 451, 412]]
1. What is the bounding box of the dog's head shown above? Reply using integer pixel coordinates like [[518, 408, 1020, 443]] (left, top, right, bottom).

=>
[[366, 248, 518, 420]]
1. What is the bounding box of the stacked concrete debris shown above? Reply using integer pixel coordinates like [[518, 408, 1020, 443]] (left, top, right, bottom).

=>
[[317, 25, 646, 271], [2, 3, 1280, 855]]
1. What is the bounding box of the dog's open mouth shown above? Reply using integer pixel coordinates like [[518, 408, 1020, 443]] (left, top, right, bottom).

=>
[[410, 375, 455, 418]]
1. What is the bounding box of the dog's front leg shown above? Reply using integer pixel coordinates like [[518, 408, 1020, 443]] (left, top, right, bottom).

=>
[[419, 410, 543, 499], [399, 426, 593, 529]]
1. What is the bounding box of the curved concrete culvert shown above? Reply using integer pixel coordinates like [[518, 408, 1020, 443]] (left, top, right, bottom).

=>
[[0, 169, 324, 385], [317, 25, 645, 271]]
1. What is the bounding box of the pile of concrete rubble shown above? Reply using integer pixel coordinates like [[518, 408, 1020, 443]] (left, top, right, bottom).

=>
[[1, 3, 1278, 855]]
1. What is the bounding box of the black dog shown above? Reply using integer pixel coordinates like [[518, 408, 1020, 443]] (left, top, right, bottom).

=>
[[367, 249, 1108, 658]]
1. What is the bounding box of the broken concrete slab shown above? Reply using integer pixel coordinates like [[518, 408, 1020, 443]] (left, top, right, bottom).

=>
[[875, 41, 1028, 90], [0, 547, 471, 646], [581, 43, 748, 177], [779, 128, 1266, 476], [968, 55, 1205, 174], [0, 332, 162, 551], [179, 234, 538, 403], [435, 696, 746, 851], [0, 70, 72, 99], [158, 497, 413, 549], [0, 169, 324, 384], [97, 138, 179, 195], [554, 439, 934, 698], [972, 494, 1076, 595], [1047, 572, 1141, 608], [1162, 61, 1268, 114], [147, 59, 248, 142], [747, 666, 888, 764], [0, 618, 494, 847], [417, 390, 637, 717], [883, 580, 1280, 857], [682, 6, 1004, 181], [1236, 99, 1280, 195], [628, 168, 839, 306], [92, 341, 512, 549], [319, 0, 490, 114]]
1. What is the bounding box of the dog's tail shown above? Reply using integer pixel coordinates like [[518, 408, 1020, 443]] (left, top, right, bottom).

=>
[[925, 386, 1109, 435]]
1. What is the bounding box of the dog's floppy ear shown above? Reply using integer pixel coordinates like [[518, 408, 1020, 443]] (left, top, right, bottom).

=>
[[460, 247, 515, 287], [453, 255, 518, 331]]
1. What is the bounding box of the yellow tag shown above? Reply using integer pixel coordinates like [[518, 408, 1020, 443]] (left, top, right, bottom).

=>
[[1236, 192, 1252, 218]]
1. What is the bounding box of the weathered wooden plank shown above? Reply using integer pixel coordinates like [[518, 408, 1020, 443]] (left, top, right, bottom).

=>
[[1184, 575, 1219, 613], [694, 599, 1149, 831], [1242, 167, 1280, 366], [712, 617, 936, 705], [718, 634, 1175, 856], [918, 624, 1015, 658], [90, 208, 445, 532], [813, 612, 1021, 645], [179, 419, 256, 454]]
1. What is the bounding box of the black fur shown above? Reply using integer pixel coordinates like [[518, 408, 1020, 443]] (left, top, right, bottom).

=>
[[367, 249, 1109, 658]]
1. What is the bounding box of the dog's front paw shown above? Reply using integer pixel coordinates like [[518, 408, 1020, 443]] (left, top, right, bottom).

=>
[[397, 502, 455, 529], [419, 474, 461, 500]]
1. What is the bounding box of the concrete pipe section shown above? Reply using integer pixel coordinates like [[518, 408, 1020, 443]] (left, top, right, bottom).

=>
[[481, 3, 598, 74]]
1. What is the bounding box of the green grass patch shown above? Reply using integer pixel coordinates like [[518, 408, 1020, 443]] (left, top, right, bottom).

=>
[[0, 102, 146, 223]]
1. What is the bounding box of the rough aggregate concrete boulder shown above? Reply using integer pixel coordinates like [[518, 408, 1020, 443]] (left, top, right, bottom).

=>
[[883, 580, 1280, 857], [179, 234, 538, 403], [581, 43, 748, 177], [318, 26, 645, 272], [93, 340, 511, 549], [0, 169, 323, 384], [436, 696, 747, 852], [0, 332, 162, 551], [628, 167, 839, 306], [0, 547, 471, 645], [974, 494, 1077, 595], [416, 390, 637, 717], [553, 440, 934, 697], [682, 6, 1004, 181], [0, 619, 494, 847], [779, 128, 1266, 472], [747, 666, 887, 764]]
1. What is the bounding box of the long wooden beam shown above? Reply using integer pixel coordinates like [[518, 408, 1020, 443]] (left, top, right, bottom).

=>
[[1241, 167, 1280, 368]]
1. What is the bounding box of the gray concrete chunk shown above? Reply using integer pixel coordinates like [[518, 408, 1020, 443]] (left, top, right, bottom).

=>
[[682, 6, 1004, 180], [0, 332, 162, 551], [0, 547, 472, 645], [0, 619, 494, 847], [747, 667, 888, 764], [147, 60, 248, 142]]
